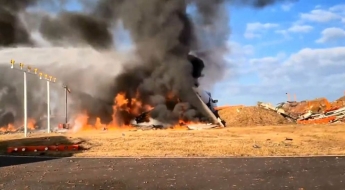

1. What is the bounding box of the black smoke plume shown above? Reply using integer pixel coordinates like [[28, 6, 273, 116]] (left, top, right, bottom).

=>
[[0, 0, 294, 129]]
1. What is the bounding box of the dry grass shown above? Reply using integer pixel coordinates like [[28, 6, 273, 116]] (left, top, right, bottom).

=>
[[1, 123, 345, 157]]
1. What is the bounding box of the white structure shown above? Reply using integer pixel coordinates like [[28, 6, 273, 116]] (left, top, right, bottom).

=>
[[10, 59, 56, 137]]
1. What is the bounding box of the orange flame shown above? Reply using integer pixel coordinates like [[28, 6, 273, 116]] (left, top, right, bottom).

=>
[[28, 118, 36, 130], [171, 119, 204, 130], [0, 123, 16, 133], [114, 91, 152, 116], [71, 91, 154, 132], [69, 90, 209, 132], [71, 111, 133, 132], [0, 118, 37, 133]]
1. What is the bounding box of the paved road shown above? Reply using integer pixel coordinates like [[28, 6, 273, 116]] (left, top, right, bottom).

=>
[[0, 156, 344, 190]]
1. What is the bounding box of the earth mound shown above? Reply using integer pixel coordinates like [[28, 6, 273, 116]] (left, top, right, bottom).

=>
[[219, 106, 292, 127]]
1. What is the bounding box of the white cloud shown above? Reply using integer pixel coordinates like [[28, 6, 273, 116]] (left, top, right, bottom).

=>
[[283, 47, 345, 67], [210, 41, 255, 82], [246, 56, 282, 78], [281, 3, 294, 11], [316, 27, 345, 43], [219, 46, 345, 104], [217, 4, 345, 105], [293, 4, 345, 29], [275, 24, 313, 38], [212, 41, 256, 100], [263, 47, 345, 85], [226, 41, 254, 57], [300, 9, 340, 23], [246, 22, 278, 32], [329, 4, 345, 24], [287, 24, 313, 33], [329, 4, 345, 12], [314, 5, 322, 9], [222, 41, 254, 77], [275, 29, 289, 37], [244, 22, 279, 39]]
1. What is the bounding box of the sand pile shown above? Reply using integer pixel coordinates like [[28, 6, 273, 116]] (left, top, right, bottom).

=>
[[336, 96, 345, 102], [333, 96, 345, 108], [219, 106, 292, 127]]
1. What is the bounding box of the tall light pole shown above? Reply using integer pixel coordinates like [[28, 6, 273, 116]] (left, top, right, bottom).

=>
[[10, 59, 56, 137], [23, 65, 28, 137], [38, 73, 56, 133], [47, 78, 50, 133], [63, 85, 71, 128], [10, 60, 29, 137]]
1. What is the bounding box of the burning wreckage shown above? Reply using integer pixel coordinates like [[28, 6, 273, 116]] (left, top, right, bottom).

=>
[[131, 56, 225, 130], [109, 54, 226, 130], [53, 54, 226, 132]]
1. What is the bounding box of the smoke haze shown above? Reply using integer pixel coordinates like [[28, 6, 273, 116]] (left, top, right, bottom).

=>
[[0, 0, 293, 129]]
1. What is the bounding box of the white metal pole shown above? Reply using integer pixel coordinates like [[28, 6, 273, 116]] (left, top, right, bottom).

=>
[[65, 86, 68, 124], [23, 71, 28, 137], [47, 80, 50, 133]]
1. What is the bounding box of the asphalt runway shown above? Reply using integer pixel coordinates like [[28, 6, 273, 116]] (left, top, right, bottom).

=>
[[0, 156, 344, 190]]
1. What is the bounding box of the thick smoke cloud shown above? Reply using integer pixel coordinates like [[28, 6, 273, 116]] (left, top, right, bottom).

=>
[[0, 0, 37, 46], [0, 0, 294, 128], [39, 12, 113, 49]]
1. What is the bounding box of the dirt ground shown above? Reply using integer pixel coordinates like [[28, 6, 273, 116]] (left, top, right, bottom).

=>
[[1, 106, 344, 157], [219, 106, 293, 126], [1, 123, 345, 157]]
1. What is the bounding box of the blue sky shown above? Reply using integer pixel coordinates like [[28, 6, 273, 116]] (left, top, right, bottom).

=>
[[62, 1, 345, 106], [212, 0, 345, 106]]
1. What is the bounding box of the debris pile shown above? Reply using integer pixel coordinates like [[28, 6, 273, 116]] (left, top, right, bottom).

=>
[[258, 95, 345, 125], [280, 98, 334, 116], [296, 107, 345, 124]]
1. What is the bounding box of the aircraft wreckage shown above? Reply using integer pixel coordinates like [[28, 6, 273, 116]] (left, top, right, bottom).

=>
[[130, 54, 226, 130]]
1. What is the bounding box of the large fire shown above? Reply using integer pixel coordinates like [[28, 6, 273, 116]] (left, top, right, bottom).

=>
[[0, 118, 37, 133], [0, 91, 202, 134], [0, 123, 16, 133], [71, 92, 154, 132], [71, 91, 200, 132]]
